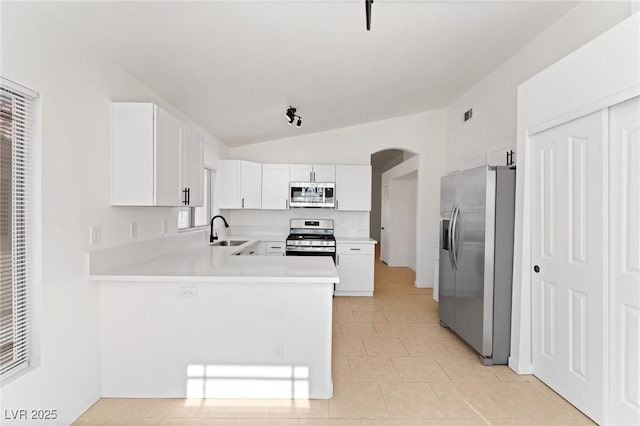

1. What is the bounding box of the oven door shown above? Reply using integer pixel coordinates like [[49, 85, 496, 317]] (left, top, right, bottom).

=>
[[286, 245, 336, 263]]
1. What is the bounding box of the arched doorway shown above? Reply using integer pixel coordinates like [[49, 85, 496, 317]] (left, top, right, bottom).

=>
[[370, 149, 418, 267]]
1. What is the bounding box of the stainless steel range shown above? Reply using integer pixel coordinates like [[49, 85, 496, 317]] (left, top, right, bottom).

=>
[[286, 219, 336, 262]]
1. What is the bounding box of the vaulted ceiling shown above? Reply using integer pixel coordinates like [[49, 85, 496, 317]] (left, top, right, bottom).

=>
[[34, 1, 577, 146]]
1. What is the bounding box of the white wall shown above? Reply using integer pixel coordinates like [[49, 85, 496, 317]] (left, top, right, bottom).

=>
[[0, 4, 229, 425], [445, 0, 636, 173], [231, 110, 448, 287]]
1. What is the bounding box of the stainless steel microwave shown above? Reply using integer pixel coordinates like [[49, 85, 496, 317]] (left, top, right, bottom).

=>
[[289, 182, 335, 208]]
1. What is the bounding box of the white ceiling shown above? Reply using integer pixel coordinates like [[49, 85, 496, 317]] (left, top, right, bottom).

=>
[[35, 1, 577, 146]]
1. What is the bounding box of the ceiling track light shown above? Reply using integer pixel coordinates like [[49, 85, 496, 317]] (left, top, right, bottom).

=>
[[285, 106, 302, 128]]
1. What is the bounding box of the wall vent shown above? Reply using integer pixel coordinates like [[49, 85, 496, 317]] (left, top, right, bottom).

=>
[[463, 108, 473, 122]]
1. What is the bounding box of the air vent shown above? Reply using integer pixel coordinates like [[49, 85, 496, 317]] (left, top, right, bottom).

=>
[[463, 108, 473, 122]]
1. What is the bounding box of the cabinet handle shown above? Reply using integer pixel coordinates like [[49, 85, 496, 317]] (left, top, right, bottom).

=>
[[286, 199, 289, 209], [336, 255, 339, 266], [187, 188, 190, 205], [183, 188, 189, 205], [350, 248, 361, 251], [270, 246, 282, 249], [242, 198, 245, 208], [335, 199, 339, 210]]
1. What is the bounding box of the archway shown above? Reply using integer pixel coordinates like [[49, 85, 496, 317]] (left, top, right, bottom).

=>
[[370, 149, 418, 269]]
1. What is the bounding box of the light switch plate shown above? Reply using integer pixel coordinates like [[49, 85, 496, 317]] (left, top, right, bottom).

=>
[[130, 222, 138, 239], [89, 226, 101, 246]]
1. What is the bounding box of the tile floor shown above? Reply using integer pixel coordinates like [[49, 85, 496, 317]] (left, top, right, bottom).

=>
[[73, 250, 593, 426]]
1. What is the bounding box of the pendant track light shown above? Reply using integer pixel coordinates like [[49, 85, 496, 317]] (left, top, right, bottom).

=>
[[285, 106, 303, 128], [365, 0, 373, 31]]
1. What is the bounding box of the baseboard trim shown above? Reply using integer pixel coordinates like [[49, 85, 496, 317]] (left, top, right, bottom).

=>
[[101, 382, 333, 399], [508, 357, 533, 374]]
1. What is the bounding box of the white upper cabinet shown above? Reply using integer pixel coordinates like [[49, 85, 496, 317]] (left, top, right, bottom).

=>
[[313, 165, 336, 182], [110, 102, 203, 207], [261, 163, 290, 210], [290, 164, 335, 182], [218, 160, 262, 209], [486, 141, 516, 167], [182, 127, 204, 207], [335, 165, 372, 211], [153, 106, 183, 206]]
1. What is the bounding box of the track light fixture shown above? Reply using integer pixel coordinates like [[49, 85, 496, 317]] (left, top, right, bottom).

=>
[[285, 106, 302, 128], [365, 0, 373, 31]]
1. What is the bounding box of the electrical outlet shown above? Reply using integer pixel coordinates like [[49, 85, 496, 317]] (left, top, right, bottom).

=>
[[89, 226, 101, 246], [273, 343, 284, 361], [161, 220, 168, 234], [179, 287, 197, 298], [130, 222, 138, 239]]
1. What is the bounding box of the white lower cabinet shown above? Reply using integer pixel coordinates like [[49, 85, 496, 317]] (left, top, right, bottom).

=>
[[335, 243, 374, 296], [265, 241, 285, 256]]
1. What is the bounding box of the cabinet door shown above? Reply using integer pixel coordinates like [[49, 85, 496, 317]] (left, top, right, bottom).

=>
[[183, 128, 204, 207], [217, 160, 241, 209], [240, 161, 262, 209], [290, 164, 313, 181], [262, 164, 290, 210], [336, 165, 372, 211], [336, 254, 374, 294], [313, 165, 335, 182], [154, 106, 183, 206]]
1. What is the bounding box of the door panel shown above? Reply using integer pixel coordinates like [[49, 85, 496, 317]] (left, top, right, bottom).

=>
[[380, 185, 390, 263], [438, 174, 457, 328], [609, 96, 640, 425], [154, 106, 182, 206], [452, 166, 489, 355], [183, 128, 203, 207], [531, 111, 604, 423]]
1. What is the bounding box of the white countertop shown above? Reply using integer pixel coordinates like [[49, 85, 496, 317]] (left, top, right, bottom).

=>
[[335, 237, 378, 244], [89, 238, 339, 284]]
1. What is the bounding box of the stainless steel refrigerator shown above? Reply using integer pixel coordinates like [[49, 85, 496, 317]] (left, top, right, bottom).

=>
[[438, 165, 515, 365]]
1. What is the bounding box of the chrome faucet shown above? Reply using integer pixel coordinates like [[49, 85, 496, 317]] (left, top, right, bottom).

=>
[[210, 215, 230, 242]]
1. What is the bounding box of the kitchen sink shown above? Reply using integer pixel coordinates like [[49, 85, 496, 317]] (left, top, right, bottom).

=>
[[210, 240, 248, 247]]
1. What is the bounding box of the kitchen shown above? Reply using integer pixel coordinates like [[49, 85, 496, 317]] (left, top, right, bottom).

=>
[[0, 1, 639, 426]]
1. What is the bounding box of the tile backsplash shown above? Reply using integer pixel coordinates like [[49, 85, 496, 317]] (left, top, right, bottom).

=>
[[226, 209, 370, 238]]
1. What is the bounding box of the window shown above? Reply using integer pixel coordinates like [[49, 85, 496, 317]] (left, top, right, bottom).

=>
[[178, 168, 213, 230], [0, 80, 35, 380]]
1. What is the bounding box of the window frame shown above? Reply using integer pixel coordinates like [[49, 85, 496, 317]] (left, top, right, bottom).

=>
[[0, 78, 37, 382]]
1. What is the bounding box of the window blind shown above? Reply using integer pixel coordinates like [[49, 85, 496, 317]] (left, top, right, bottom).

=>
[[0, 81, 34, 380]]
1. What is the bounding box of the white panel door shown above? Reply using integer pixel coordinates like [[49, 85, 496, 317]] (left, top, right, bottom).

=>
[[380, 184, 390, 263], [609, 96, 640, 426], [531, 110, 604, 423], [336, 165, 372, 211], [262, 164, 290, 210], [240, 161, 262, 209], [154, 106, 183, 206]]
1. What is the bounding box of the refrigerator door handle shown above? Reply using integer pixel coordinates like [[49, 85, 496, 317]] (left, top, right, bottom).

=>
[[451, 203, 461, 269], [447, 205, 456, 269]]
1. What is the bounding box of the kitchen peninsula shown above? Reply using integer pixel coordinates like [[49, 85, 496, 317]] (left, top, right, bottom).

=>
[[88, 231, 337, 400]]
